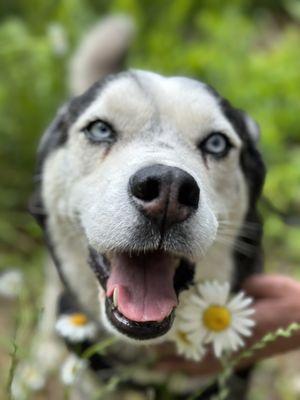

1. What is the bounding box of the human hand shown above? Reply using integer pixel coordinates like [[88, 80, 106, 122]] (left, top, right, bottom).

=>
[[156, 274, 300, 376]]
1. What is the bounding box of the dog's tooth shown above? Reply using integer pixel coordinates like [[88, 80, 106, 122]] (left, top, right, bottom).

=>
[[113, 287, 119, 308]]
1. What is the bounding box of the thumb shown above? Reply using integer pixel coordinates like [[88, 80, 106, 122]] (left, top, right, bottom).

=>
[[242, 274, 298, 299]]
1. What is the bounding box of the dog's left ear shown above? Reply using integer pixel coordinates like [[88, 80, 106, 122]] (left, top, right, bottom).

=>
[[242, 112, 260, 144], [37, 103, 70, 171], [29, 102, 71, 227]]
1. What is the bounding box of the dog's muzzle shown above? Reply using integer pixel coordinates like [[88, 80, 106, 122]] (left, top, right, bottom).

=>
[[87, 164, 199, 340]]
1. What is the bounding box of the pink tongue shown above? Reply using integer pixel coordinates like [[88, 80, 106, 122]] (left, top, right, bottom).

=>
[[106, 252, 178, 322]]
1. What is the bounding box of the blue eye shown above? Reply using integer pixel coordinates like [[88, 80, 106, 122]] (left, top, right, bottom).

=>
[[84, 120, 115, 143], [200, 132, 232, 158]]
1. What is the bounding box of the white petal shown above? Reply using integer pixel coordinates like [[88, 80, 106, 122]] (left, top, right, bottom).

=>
[[235, 308, 255, 317], [237, 297, 253, 309], [204, 331, 215, 344], [213, 337, 223, 358], [227, 330, 244, 350], [228, 293, 253, 311], [232, 315, 256, 328], [61, 355, 87, 386], [177, 310, 200, 322], [197, 283, 217, 303], [188, 330, 207, 345], [217, 282, 230, 305], [227, 330, 245, 351], [190, 294, 207, 308], [235, 325, 253, 337], [176, 321, 199, 334], [227, 292, 245, 309]]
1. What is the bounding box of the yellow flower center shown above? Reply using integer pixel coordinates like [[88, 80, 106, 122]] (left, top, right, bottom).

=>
[[70, 313, 88, 326], [176, 330, 191, 345], [203, 305, 231, 332]]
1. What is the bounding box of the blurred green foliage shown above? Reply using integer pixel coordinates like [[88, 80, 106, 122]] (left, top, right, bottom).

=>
[[0, 0, 299, 268]]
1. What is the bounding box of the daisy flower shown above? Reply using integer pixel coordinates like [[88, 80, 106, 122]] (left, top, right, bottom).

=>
[[0, 269, 23, 299], [170, 326, 206, 362], [172, 281, 255, 360], [11, 363, 46, 399], [55, 313, 97, 342], [170, 291, 207, 361], [194, 281, 255, 358], [61, 354, 87, 386]]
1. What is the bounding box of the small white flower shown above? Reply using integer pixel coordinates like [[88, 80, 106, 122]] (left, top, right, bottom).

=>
[[0, 269, 23, 299], [172, 281, 255, 359], [56, 313, 97, 342], [11, 363, 46, 399], [61, 354, 87, 386]]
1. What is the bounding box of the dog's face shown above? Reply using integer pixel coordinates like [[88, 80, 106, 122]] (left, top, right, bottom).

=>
[[37, 70, 264, 342]]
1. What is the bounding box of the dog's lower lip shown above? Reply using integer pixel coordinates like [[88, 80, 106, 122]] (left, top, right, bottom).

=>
[[105, 296, 175, 340]]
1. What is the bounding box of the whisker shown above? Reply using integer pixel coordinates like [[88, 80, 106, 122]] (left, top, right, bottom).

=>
[[218, 217, 259, 225], [218, 220, 260, 230], [217, 228, 259, 240], [215, 236, 258, 257]]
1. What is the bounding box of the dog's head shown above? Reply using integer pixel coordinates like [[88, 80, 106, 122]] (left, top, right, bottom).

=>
[[32, 70, 265, 342]]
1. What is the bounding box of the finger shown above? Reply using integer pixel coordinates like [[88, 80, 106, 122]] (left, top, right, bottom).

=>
[[242, 274, 299, 299], [251, 300, 282, 334], [251, 298, 300, 337], [156, 352, 221, 376]]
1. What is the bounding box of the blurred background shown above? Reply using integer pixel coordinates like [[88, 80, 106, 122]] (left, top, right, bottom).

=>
[[0, 0, 300, 399]]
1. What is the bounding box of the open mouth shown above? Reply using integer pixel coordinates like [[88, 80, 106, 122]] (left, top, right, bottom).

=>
[[88, 248, 195, 340]]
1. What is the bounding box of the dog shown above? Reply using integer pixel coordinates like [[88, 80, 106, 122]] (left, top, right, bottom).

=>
[[29, 16, 266, 399]]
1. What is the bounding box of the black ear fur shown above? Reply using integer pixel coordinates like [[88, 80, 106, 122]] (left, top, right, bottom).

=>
[[220, 98, 266, 207], [37, 104, 70, 174], [28, 100, 77, 290], [219, 98, 266, 289], [28, 102, 71, 228]]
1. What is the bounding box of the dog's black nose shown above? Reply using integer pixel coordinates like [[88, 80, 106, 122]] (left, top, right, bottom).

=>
[[129, 164, 200, 227]]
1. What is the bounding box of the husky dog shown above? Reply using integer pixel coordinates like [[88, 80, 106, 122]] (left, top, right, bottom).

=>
[[29, 16, 265, 399]]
